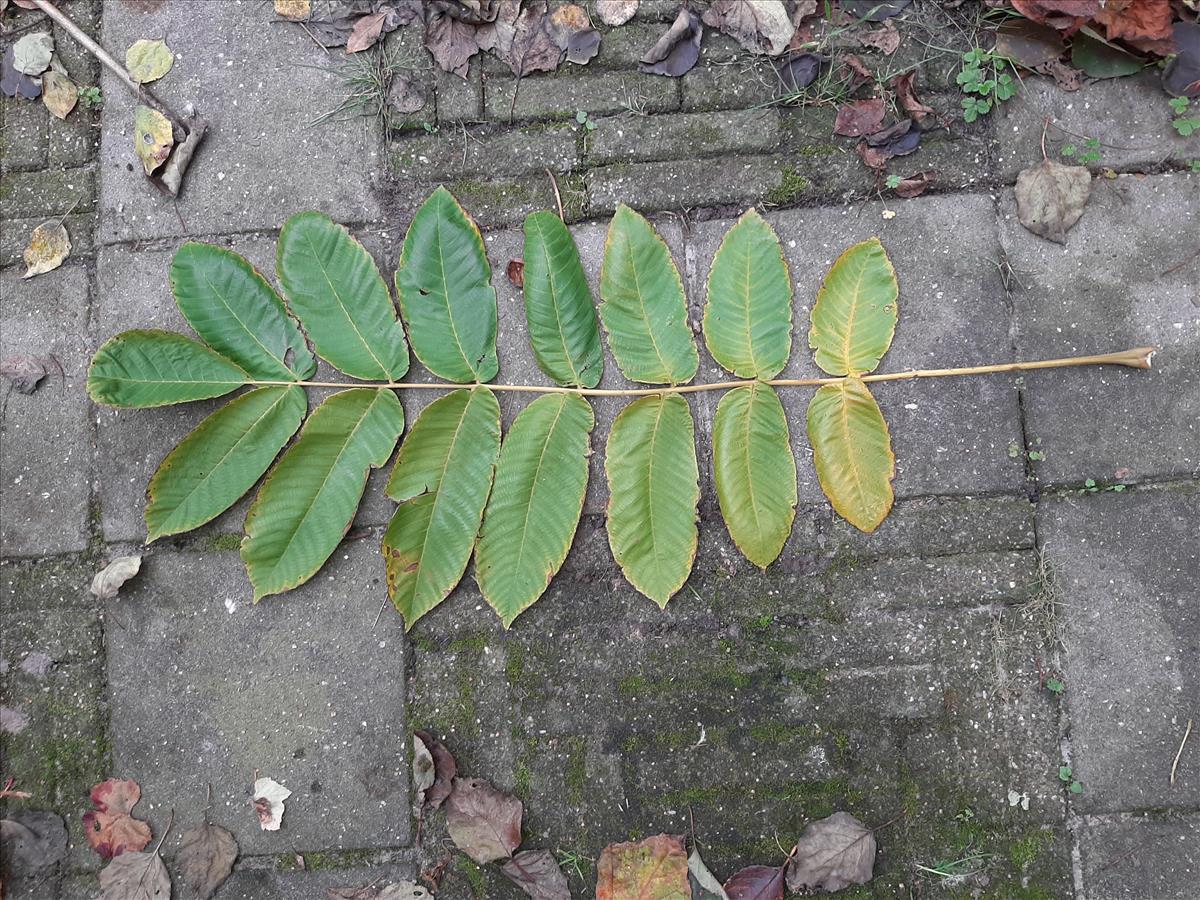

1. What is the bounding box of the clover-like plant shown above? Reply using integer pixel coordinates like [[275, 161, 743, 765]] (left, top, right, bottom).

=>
[[88, 187, 1153, 628]]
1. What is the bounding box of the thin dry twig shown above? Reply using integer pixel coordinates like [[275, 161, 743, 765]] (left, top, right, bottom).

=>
[[1170, 718, 1193, 786], [1160, 245, 1200, 279], [545, 168, 564, 221]]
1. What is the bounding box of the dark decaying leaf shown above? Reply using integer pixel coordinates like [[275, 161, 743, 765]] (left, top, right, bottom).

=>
[[688, 847, 730, 899], [2, 45, 42, 99], [1015, 159, 1091, 244], [702, 0, 795, 57], [445, 777, 522, 863], [1, 355, 52, 394], [890, 71, 932, 121], [426, 6, 482, 77], [723, 864, 785, 900], [891, 171, 935, 198], [432, 0, 500, 26], [994, 18, 1066, 69], [864, 118, 920, 158], [176, 823, 238, 900], [841, 0, 911, 21], [833, 97, 885, 136], [501, 849, 572, 900], [596, 0, 638, 27], [858, 19, 899, 55], [490, 1, 564, 77], [547, 4, 601, 66], [777, 52, 822, 91], [414, 729, 456, 810], [1070, 29, 1143, 79], [785, 812, 877, 893], [856, 140, 888, 172], [639, 6, 702, 77], [506, 258, 525, 288], [841, 53, 873, 85], [596, 834, 690, 900], [1163, 22, 1200, 97], [0, 812, 68, 881]]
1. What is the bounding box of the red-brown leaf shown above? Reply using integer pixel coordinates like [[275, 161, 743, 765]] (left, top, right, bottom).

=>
[[1092, 0, 1175, 55], [415, 730, 457, 811], [1010, 0, 1100, 34], [346, 11, 387, 53], [445, 777, 522, 864], [82, 778, 152, 860], [892, 171, 936, 198], [833, 97, 885, 136], [890, 71, 933, 121], [596, 834, 690, 900], [724, 864, 785, 900], [507, 259, 525, 288]]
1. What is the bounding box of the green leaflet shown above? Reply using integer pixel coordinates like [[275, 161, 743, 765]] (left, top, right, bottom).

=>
[[242, 388, 404, 600], [277, 211, 409, 381], [383, 388, 501, 629], [396, 186, 499, 383], [88, 329, 250, 408], [145, 386, 306, 541], [170, 242, 315, 380], [605, 394, 699, 607], [807, 376, 895, 533], [522, 211, 604, 388], [703, 208, 792, 379], [599, 204, 698, 385], [712, 383, 796, 568], [809, 237, 898, 376], [475, 393, 594, 627]]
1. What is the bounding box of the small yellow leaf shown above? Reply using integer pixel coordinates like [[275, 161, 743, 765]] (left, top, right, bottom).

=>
[[134, 105, 174, 175], [273, 0, 311, 20], [41, 69, 77, 120], [22, 220, 71, 279], [125, 38, 173, 84]]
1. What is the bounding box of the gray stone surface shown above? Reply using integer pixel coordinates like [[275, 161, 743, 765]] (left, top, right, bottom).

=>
[[105, 542, 410, 855], [97, 1, 384, 243], [0, 264, 93, 557], [586, 154, 791, 214], [390, 122, 578, 180], [1039, 484, 1199, 814], [996, 73, 1200, 180], [1078, 813, 1200, 900], [0, 166, 95, 219], [484, 69, 679, 120], [1001, 172, 1199, 486], [585, 108, 781, 164]]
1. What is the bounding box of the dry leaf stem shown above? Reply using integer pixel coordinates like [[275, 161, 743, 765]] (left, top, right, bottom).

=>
[[1171, 718, 1193, 786]]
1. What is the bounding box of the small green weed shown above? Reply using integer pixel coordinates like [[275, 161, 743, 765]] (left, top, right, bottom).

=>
[[1081, 478, 1126, 494], [556, 849, 592, 884], [915, 851, 989, 879], [1170, 97, 1200, 137], [1061, 138, 1101, 165], [1028, 449, 1045, 461], [575, 110, 598, 131], [1045, 677, 1065, 695], [77, 85, 103, 110], [885, 174, 902, 189], [1187, 159, 1200, 173], [957, 48, 1016, 123], [1058, 765, 1083, 794]]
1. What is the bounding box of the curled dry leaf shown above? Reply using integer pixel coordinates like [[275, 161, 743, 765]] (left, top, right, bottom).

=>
[[2, 45, 43, 100], [841, 53, 873, 84], [22, 219, 71, 279], [445, 777, 522, 863], [506, 259, 525, 288], [91, 556, 142, 600], [547, 4, 601, 65], [833, 97, 885, 136], [1035, 58, 1084, 91], [133, 105, 174, 176], [724, 864, 785, 900], [499, 2, 565, 77], [596, 834, 690, 900], [639, 6, 702, 78], [777, 51, 822, 90], [83, 778, 152, 860], [596, 0, 638, 27], [702, 0, 795, 57], [1, 355, 55, 394], [252, 777, 291, 831], [688, 847, 730, 900], [412, 734, 435, 807], [98, 850, 171, 900], [865, 118, 920, 157], [995, 19, 1066, 70], [1015, 159, 1091, 243], [42, 69, 78, 119], [785, 811, 876, 893], [274, 0, 311, 21], [891, 71, 933, 121], [1092, 0, 1175, 55], [891, 171, 935, 198], [501, 848, 572, 900], [414, 729, 456, 810], [177, 823, 237, 900], [859, 19, 900, 55], [13, 32, 54, 76], [125, 39, 174, 84]]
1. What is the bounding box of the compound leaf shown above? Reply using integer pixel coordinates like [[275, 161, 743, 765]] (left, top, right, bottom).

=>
[[599, 204, 698, 385], [703, 208, 792, 379], [383, 388, 501, 629], [522, 210, 604, 388], [396, 186, 499, 383], [242, 388, 404, 599], [605, 394, 698, 607], [88, 329, 249, 408], [807, 376, 894, 532], [170, 241, 316, 380], [277, 211, 409, 381], [713, 383, 796, 568], [475, 393, 594, 627], [146, 385, 306, 542], [808, 238, 898, 376]]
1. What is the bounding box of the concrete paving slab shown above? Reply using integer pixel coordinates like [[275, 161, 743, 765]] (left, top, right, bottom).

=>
[[105, 541, 410, 855], [97, 1, 384, 244], [1078, 813, 1200, 900], [1000, 172, 1199, 486], [0, 264, 93, 557], [1038, 484, 1199, 814]]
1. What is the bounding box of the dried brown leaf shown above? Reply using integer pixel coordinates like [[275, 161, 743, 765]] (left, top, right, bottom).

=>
[[90, 556, 142, 601], [22, 220, 71, 279], [274, 0, 311, 20], [547, 4, 600, 65], [1093, 0, 1175, 54], [413, 729, 456, 810], [596, 0, 638, 27], [41, 69, 77, 120], [596, 834, 690, 900], [501, 849, 571, 900], [1010, 0, 1099, 34], [347, 11, 388, 53], [1034, 57, 1084, 90], [98, 850, 171, 900], [995, 19, 1066, 69], [445, 777, 522, 863], [426, 7, 482, 77], [833, 97, 885, 136], [507, 259, 525, 288], [859, 19, 899, 55], [891, 170, 936, 197], [176, 823, 237, 900], [890, 71, 933, 121], [702, 0, 795, 56], [1015, 158, 1091, 243], [1, 356, 51, 395], [785, 812, 876, 893]]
